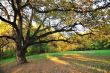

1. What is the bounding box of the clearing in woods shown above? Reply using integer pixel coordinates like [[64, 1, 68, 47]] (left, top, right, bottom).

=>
[[0, 50, 110, 73]]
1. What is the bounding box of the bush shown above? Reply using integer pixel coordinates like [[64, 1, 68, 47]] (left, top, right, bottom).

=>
[[27, 44, 50, 56], [1, 49, 15, 59], [90, 40, 110, 50]]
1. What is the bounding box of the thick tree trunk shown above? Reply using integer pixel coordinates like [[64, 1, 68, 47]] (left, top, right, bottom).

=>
[[16, 49, 27, 64]]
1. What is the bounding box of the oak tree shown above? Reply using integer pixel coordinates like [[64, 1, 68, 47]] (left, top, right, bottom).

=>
[[0, 0, 110, 64]]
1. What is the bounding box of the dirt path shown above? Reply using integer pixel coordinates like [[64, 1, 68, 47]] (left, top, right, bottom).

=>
[[1, 55, 110, 73]]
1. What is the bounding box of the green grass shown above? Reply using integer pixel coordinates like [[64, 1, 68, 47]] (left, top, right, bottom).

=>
[[0, 50, 110, 65], [0, 58, 15, 66]]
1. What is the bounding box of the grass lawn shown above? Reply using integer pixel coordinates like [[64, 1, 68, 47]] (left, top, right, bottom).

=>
[[1, 50, 110, 65], [0, 50, 110, 73]]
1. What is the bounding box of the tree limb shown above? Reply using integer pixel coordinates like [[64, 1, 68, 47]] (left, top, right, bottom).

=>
[[0, 16, 18, 31], [31, 24, 42, 38], [25, 9, 35, 46], [29, 2, 110, 13], [0, 3, 10, 20], [28, 39, 71, 46], [36, 25, 74, 39], [0, 16, 13, 24], [0, 35, 15, 41]]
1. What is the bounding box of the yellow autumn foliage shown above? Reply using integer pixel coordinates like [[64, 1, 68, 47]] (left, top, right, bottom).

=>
[[0, 21, 12, 36]]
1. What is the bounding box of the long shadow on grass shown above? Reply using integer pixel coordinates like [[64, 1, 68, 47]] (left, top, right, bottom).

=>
[[47, 54, 110, 73], [1, 54, 110, 73]]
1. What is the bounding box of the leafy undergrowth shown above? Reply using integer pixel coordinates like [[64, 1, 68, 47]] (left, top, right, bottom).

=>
[[0, 50, 110, 73]]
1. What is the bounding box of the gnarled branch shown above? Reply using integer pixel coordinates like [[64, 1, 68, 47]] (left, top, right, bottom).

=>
[[28, 39, 71, 46], [0, 35, 15, 41]]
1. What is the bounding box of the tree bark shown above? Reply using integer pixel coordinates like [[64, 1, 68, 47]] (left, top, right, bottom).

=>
[[16, 49, 27, 64]]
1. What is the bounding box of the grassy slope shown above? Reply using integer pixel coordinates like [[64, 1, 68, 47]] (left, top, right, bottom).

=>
[[0, 50, 110, 65]]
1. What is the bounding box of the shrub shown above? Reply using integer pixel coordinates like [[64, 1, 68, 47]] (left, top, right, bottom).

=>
[[1, 49, 15, 59], [90, 39, 110, 50], [27, 44, 50, 55]]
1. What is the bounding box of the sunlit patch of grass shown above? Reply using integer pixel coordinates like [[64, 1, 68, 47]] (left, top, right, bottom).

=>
[[46, 54, 110, 73], [61, 54, 110, 73], [64, 54, 110, 64], [47, 55, 69, 65]]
